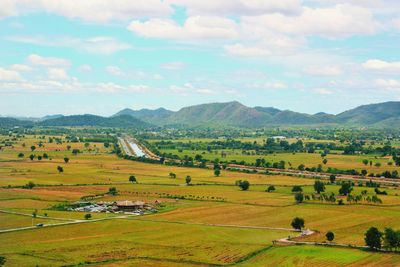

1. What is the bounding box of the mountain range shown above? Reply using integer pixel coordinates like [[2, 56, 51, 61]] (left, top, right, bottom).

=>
[[1, 101, 400, 128]]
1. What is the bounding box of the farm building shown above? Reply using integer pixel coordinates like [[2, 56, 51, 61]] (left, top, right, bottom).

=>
[[115, 200, 148, 211]]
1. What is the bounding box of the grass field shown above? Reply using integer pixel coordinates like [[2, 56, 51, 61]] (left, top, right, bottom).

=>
[[1, 134, 400, 266]]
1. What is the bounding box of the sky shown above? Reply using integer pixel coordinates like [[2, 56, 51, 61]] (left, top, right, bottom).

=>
[[1, 0, 400, 117]]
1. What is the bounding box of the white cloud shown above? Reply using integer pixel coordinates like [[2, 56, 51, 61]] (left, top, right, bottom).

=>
[[78, 64, 92, 73], [393, 18, 400, 30], [304, 65, 342, 76], [128, 16, 238, 41], [28, 54, 70, 67], [83, 37, 132, 54], [247, 81, 287, 90], [314, 88, 333, 94], [47, 68, 69, 80], [241, 4, 379, 39], [127, 84, 152, 93], [374, 79, 400, 90], [0, 0, 16, 19], [224, 44, 270, 57], [167, 0, 302, 16], [160, 62, 186, 70], [0, 67, 22, 81], [106, 66, 125, 76], [8, 36, 132, 55], [10, 64, 31, 72], [196, 88, 214, 94], [362, 59, 400, 73], [264, 81, 287, 89], [2, 0, 172, 23]]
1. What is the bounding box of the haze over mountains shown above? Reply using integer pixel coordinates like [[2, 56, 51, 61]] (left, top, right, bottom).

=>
[[2, 101, 400, 128]]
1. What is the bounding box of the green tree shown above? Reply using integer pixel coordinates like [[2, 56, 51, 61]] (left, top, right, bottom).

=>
[[108, 187, 118, 195], [314, 180, 325, 194], [32, 209, 38, 218], [362, 159, 369, 166], [383, 227, 398, 251], [64, 157, 69, 163], [339, 182, 353, 196], [29, 154, 35, 161], [298, 164, 305, 171], [72, 149, 80, 155], [185, 175, 192, 185], [18, 152, 24, 158], [84, 213, 92, 220], [129, 175, 137, 183], [323, 158, 328, 165], [329, 175, 336, 184], [365, 227, 383, 250], [326, 231, 335, 242], [0, 256, 6, 266], [295, 193, 304, 203], [57, 166, 64, 173], [30, 145, 36, 152], [291, 217, 305, 230], [237, 180, 250, 191], [169, 172, 176, 179], [214, 169, 221, 177]]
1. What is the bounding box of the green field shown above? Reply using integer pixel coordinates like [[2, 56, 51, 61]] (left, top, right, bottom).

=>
[[1, 134, 400, 266]]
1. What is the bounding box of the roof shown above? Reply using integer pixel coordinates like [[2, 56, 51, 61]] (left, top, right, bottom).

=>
[[115, 200, 145, 207]]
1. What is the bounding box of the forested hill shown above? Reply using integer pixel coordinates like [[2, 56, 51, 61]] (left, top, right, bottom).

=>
[[38, 115, 151, 128], [2, 101, 400, 128], [113, 101, 400, 128]]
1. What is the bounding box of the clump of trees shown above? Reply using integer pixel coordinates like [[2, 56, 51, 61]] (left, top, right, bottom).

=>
[[23, 181, 36, 189], [364, 226, 400, 251], [236, 180, 250, 191]]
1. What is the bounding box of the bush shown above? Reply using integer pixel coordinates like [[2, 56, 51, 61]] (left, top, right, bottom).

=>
[[326, 231, 335, 242], [266, 185, 276, 192]]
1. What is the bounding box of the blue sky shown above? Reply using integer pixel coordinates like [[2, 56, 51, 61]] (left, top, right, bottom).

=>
[[1, 0, 400, 117]]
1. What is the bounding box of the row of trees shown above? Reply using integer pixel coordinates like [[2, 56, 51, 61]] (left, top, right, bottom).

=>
[[365, 227, 400, 251]]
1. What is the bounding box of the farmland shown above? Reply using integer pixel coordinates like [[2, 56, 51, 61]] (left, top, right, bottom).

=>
[[1, 129, 400, 266]]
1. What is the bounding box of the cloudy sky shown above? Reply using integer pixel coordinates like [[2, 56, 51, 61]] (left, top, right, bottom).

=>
[[1, 0, 400, 117]]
